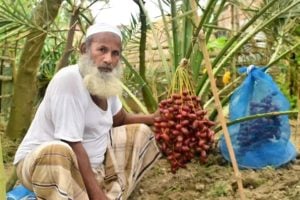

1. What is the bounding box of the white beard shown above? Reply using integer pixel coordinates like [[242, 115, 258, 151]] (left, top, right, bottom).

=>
[[78, 54, 123, 98]]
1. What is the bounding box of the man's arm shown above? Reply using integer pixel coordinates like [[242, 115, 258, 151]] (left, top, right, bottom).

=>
[[113, 108, 159, 127], [63, 141, 107, 200]]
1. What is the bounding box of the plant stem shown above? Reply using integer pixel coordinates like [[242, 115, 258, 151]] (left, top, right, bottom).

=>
[[185, 0, 216, 59], [267, 41, 300, 69], [208, 91, 232, 121], [133, 0, 157, 112], [205, 0, 227, 42], [214, 110, 299, 133], [204, 75, 244, 109], [212, 0, 278, 68], [197, 0, 300, 97], [170, 0, 180, 69], [138, 0, 172, 81], [120, 81, 149, 114], [196, 0, 278, 95], [121, 56, 156, 113], [157, 0, 173, 60], [55, 4, 80, 72]]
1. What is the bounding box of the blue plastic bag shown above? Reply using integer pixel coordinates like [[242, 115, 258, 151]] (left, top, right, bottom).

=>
[[6, 185, 36, 200], [219, 65, 297, 169]]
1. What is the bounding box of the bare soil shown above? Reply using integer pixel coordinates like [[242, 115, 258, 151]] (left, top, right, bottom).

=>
[[129, 121, 300, 200], [3, 121, 300, 200], [129, 149, 300, 200]]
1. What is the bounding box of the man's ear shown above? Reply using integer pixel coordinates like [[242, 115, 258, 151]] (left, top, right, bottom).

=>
[[80, 43, 87, 54]]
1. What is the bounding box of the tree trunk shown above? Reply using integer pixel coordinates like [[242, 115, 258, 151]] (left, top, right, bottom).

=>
[[6, 0, 63, 140], [55, 5, 80, 72]]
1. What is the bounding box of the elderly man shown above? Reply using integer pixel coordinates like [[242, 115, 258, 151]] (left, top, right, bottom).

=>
[[13, 23, 161, 200]]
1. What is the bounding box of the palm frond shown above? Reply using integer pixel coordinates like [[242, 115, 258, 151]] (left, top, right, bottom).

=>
[[0, 0, 44, 43], [120, 82, 149, 114]]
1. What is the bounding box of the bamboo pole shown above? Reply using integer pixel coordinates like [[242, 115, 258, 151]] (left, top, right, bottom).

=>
[[295, 96, 300, 149], [198, 32, 246, 200], [0, 135, 6, 199]]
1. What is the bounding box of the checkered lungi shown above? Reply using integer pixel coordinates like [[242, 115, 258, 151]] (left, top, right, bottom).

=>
[[16, 124, 161, 200]]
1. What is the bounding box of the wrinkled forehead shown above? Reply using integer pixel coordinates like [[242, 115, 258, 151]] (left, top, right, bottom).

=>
[[86, 32, 122, 51]]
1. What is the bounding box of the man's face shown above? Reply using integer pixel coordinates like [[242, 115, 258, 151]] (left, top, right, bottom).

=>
[[78, 32, 123, 98], [87, 32, 122, 71]]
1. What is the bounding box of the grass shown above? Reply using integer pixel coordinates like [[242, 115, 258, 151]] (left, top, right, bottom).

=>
[[208, 181, 231, 197]]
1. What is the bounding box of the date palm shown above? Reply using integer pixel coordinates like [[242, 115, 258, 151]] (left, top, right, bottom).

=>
[[122, 0, 300, 120]]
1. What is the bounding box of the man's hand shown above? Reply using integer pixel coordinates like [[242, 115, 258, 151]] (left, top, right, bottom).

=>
[[152, 109, 161, 120], [63, 141, 107, 200], [113, 108, 160, 127]]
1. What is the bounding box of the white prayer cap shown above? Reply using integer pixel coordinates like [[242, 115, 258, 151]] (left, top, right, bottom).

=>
[[85, 23, 122, 41]]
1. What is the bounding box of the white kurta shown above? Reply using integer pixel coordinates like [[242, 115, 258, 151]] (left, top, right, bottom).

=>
[[14, 65, 122, 168]]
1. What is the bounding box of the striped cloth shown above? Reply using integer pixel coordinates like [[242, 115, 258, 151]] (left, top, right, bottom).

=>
[[16, 124, 161, 200]]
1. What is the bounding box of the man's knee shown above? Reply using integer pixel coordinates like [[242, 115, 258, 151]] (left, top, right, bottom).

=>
[[137, 123, 152, 133], [16, 141, 78, 190], [39, 141, 73, 154], [35, 141, 77, 165], [124, 123, 152, 134]]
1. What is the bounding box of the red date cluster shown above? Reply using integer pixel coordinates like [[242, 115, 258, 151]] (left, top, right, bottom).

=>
[[154, 92, 215, 173]]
